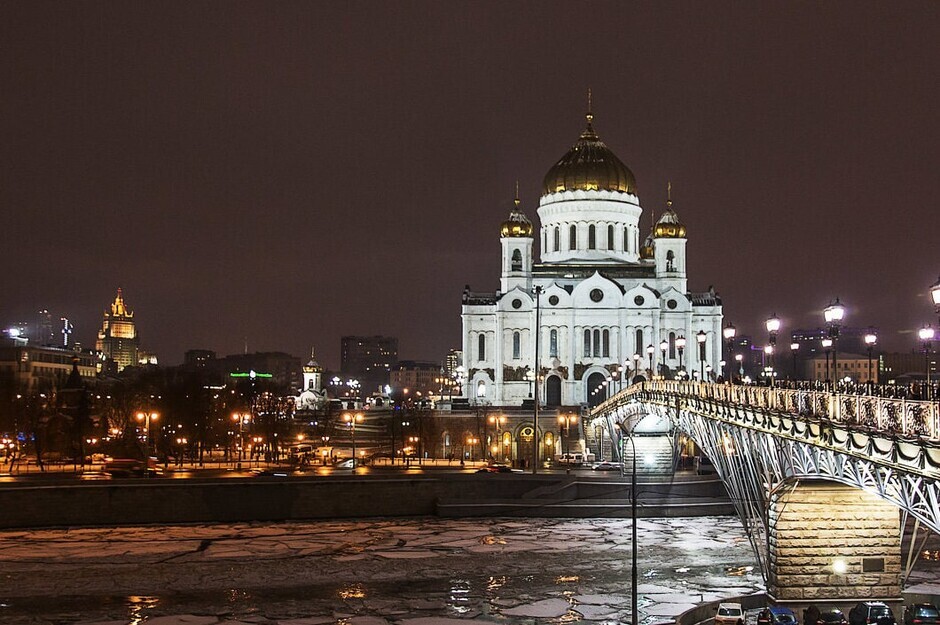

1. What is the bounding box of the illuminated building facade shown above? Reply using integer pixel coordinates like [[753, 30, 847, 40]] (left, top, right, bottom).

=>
[[461, 108, 723, 408], [341, 335, 398, 396], [95, 288, 140, 372]]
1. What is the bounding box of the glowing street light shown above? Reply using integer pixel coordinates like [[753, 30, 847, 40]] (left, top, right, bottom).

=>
[[696, 330, 707, 381], [557, 413, 578, 458], [343, 412, 364, 468], [136, 411, 159, 456], [659, 340, 668, 378], [864, 331, 878, 388], [919, 325, 935, 396], [824, 299, 846, 389], [646, 344, 655, 379], [676, 336, 687, 377]]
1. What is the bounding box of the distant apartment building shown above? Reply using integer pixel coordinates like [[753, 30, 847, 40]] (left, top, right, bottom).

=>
[[881, 349, 937, 382], [389, 360, 442, 396], [806, 352, 877, 384], [341, 335, 398, 395], [0, 333, 97, 392]]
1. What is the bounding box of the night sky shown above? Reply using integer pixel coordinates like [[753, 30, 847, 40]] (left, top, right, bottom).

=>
[[2, 2, 938, 368]]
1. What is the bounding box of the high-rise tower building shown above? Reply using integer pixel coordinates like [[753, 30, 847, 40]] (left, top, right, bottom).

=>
[[95, 288, 140, 372]]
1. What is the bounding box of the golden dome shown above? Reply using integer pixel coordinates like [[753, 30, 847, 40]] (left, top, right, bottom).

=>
[[639, 234, 655, 260], [542, 111, 637, 196], [500, 195, 534, 238], [653, 185, 687, 238]]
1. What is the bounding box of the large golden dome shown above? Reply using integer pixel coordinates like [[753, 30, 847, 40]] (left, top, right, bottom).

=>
[[542, 112, 637, 195]]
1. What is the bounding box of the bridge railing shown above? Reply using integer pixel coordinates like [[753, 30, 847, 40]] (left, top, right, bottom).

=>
[[606, 380, 940, 441]]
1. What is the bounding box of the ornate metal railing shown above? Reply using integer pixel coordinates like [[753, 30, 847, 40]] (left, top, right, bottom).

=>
[[598, 381, 940, 441]]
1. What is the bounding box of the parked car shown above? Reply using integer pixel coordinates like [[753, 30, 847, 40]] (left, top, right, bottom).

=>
[[769, 606, 799, 625], [476, 463, 519, 473], [591, 461, 621, 471], [850, 602, 897, 625], [904, 604, 939, 625], [715, 603, 744, 625], [818, 609, 849, 625], [757, 609, 774, 625]]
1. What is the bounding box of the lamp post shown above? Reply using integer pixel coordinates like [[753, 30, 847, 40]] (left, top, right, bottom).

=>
[[659, 340, 668, 379], [466, 435, 479, 463], [136, 411, 159, 457], [722, 323, 736, 381], [532, 284, 543, 475], [558, 413, 578, 458], [632, 353, 641, 384], [696, 330, 707, 381], [763, 345, 774, 387], [765, 314, 780, 386], [821, 338, 833, 387], [617, 424, 640, 625], [735, 353, 744, 380], [676, 336, 686, 378], [790, 342, 800, 381], [488, 414, 506, 461], [646, 344, 655, 380], [864, 331, 878, 389], [919, 325, 934, 399], [231, 412, 250, 468], [343, 412, 364, 468], [931, 276, 940, 322], [824, 298, 846, 388]]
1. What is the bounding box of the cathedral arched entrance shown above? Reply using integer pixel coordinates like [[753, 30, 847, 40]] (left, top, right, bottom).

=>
[[516, 425, 537, 470], [545, 375, 562, 407], [587, 371, 607, 407]]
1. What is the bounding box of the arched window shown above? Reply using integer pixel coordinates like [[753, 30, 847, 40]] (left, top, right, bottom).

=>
[[669, 332, 676, 360], [550, 329, 558, 357], [635, 329, 644, 356], [583, 329, 591, 357], [478, 334, 486, 361], [477, 380, 486, 398], [553, 227, 560, 252], [624, 226, 630, 252], [511, 249, 522, 271], [607, 225, 614, 250], [602, 329, 610, 357], [666, 250, 675, 272], [569, 225, 577, 250], [593, 329, 601, 357], [512, 331, 521, 359], [588, 225, 596, 250]]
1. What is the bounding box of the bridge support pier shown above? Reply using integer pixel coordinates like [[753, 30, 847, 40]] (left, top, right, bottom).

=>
[[769, 481, 902, 603]]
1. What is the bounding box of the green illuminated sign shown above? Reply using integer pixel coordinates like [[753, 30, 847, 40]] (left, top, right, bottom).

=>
[[229, 370, 273, 379]]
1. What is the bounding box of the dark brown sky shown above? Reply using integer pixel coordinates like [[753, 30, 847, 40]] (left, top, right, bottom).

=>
[[2, 1, 938, 368]]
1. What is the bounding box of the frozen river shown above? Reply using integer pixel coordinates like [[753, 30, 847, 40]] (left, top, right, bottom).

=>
[[0, 516, 764, 625]]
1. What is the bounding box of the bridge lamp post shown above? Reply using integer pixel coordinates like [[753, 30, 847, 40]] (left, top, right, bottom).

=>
[[343, 412, 364, 468], [696, 330, 707, 381], [616, 424, 640, 625], [646, 344, 655, 380], [735, 353, 743, 380], [659, 340, 668, 379], [723, 323, 736, 380], [676, 336, 687, 378], [632, 353, 641, 385], [821, 338, 834, 388], [824, 299, 846, 389], [864, 331, 878, 390], [919, 325, 934, 398], [765, 314, 780, 386], [558, 413, 577, 458], [763, 345, 775, 388], [790, 342, 800, 380]]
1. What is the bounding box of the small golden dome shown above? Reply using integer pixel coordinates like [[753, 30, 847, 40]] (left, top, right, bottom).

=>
[[542, 111, 637, 196], [639, 233, 655, 259], [500, 196, 534, 238], [653, 186, 687, 238]]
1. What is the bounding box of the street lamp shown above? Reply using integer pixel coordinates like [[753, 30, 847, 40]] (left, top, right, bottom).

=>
[[821, 338, 833, 387], [343, 412, 364, 468], [931, 275, 940, 318], [790, 342, 800, 381], [722, 323, 736, 381], [231, 412, 250, 467], [617, 424, 640, 625], [824, 298, 846, 389], [763, 345, 774, 387], [864, 331, 878, 389], [136, 411, 159, 457], [659, 340, 668, 378], [532, 284, 544, 475], [488, 414, 506, 461], [558, 413, 578, 458], [646, 344, 655, 379], [696, 330, 707, 381], [466, 435, 479, 462], [918, 325, 934, 398], [676, 336, 687, 378], [632, 353, 641, 384], [735, 353, 744, 379], [766, 314, 780, 386]]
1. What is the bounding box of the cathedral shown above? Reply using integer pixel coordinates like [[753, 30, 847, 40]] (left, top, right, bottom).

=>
[[461, 109, 723, 408]]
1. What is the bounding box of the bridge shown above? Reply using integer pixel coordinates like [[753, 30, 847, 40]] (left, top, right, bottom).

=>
[[590, 380, 940, 604]]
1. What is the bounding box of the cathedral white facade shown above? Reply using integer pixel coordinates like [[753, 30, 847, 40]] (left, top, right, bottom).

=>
[[461, 110, 723, 408]]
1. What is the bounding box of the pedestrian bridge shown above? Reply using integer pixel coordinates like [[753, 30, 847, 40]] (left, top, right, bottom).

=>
[[590, 380, 940, 603]]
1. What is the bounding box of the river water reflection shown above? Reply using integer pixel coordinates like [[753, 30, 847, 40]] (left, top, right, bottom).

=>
[[0, 516, 764, 625]]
